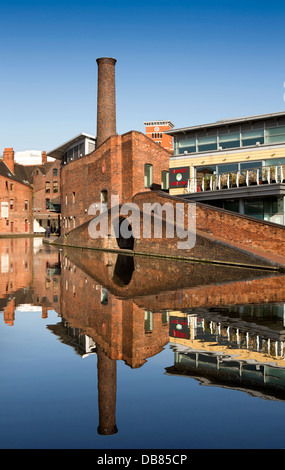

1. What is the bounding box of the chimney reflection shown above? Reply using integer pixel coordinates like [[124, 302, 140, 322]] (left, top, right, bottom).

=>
[[97, 345, 118, 435]]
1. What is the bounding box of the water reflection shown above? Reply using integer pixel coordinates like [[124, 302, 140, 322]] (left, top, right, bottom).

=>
[[1, 237, 285, 440]]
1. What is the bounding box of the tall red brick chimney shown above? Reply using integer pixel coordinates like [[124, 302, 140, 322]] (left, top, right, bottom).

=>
[[96, 57, 117, 148], [3, 148, 15, 174], [41, 151, 47, 164]]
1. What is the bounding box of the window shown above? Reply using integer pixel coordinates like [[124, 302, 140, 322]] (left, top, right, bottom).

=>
[[265, 125, 285, 144], [198, 136, 217, 152], [144, 310, 153, 332], [25, 200, 28, 210], [244, 199, 264, 220], [46, 198, 50, 210], [53, 168, 58, 177], [217, 163, 238, 174], [10, 199, 14, 210], [219, 132, 240, 150], [53, 181, 58, 193], [101, 287, 108, 305], [65, 195, 67, 205], [72, 192, 75, 204], [242, 129, 264, 147], [101, 190, 107, 203], [45, 181, 50, 193], [6, 219, 9, 226], [144, 164, 153, 188], [177, 137, 196, 154], [10, 183, 13, 190], [1, 202, 8, 218], [161, 170, 169, 190]]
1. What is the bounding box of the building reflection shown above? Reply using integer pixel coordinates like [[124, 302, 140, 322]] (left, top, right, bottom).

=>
[[166, 306, 285, 401], [0, 237, 61, 324], [1, 237, 285, 434]]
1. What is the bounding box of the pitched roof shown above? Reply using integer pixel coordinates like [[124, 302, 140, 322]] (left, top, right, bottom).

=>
[[0, 160, 33, 187]]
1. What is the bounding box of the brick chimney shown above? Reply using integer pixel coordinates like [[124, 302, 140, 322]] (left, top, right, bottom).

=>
[[3, 148, 15, 174], [41, 151, 47, 164], [96, 57, 117, 148]]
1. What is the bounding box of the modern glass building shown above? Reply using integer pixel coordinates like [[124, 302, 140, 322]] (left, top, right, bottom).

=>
[[166, 112, 285, 225]]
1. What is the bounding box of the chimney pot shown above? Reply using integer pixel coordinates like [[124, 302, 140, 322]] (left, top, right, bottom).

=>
[[42, 151, 47, 164]]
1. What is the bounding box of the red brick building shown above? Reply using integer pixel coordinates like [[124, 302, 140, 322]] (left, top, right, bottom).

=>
[[0, 148, 33, 234], [144, 120, 174, 153], [32, 155, 61, 233], [48, 58, 171, 235]]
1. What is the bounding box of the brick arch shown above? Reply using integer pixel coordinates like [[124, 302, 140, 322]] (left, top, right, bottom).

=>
[[112, 216, 134, 250]]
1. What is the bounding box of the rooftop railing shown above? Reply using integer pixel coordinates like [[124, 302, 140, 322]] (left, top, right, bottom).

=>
[[187, 164, 285, 193]]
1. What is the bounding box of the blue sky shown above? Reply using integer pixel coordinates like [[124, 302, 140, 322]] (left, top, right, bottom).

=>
[[1, 0, 285, 152]]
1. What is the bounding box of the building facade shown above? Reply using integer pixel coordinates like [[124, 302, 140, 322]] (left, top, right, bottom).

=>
[[0, 148, 33, 234], [144, 120, 174, 153], [32, 156, 61, 233], [166, 112, 285, 225]]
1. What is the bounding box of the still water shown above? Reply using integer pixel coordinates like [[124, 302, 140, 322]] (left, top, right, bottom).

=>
[[1, 237, 285, 449]]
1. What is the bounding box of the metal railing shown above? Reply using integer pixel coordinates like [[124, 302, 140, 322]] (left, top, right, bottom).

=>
[[187, 164, 285, 193]]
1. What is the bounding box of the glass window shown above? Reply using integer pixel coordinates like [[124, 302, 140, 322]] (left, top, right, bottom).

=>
[[272, 196, 283, 215], [10, 199, 14, 210], [178, 138, 196, 154], [196, 165, 216, 175], [224, 199, 239, 213], [45, 181, 50, 193], [161, 170, 169, 190], [53, 181, 58, 193], [240, 161, 263, 170], [144, 310, 153, 332], [53, 168, 58, 177], [144, 164, 153, 188], [80, 142, 85, 157], [101, 287, 108, 305], [197, 136, 217, 152], [265, 125, 285, 143], [101, 190, 107, 203], [219, 132, 240, 149], [265, 158, 285, 166], [244, 199, 264, 220], [242, 129, 264, 147], [217, 163, 238, 174], [25, 200, 28, 210]]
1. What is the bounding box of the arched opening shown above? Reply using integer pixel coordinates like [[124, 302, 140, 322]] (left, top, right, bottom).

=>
[[112, 254, 134, 286], [113, 217, 134, 250]]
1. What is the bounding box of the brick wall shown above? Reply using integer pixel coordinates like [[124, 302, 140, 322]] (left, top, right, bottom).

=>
[[33, 160, 61, 212], [60, 131, 170, 235], [133, 191, 285, 262], [0, 176, 32, 234]]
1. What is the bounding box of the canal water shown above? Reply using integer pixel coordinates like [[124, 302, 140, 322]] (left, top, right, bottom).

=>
[[0, 237, 285, 450]]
